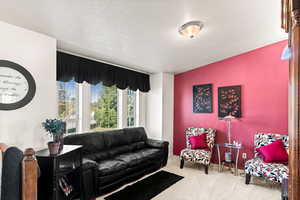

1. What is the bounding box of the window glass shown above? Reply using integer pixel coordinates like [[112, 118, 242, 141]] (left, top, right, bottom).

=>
[[57, 81, 79, 133], [127, 90, 136, 127], [90, 83, 118, 131]]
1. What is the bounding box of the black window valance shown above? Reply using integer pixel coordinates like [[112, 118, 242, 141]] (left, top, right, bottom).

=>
[[57, 51, 150, 92]]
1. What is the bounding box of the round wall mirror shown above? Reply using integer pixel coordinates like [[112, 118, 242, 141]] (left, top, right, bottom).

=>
[[0, 60, 36, 110]]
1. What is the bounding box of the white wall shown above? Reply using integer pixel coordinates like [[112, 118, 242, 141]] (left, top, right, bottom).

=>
[[146, 72, 174, 155], [162, 73, 174, 155], [146, 73, 163, 139], [0, 21, 57, 150]]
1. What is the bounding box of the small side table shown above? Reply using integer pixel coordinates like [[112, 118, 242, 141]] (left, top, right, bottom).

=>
[[216, 143, 242, 176], [36, 145, 83, 200]]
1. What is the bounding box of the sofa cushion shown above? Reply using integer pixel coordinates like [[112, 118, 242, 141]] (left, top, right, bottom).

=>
[[114, 148, 162, 167], [64, 132, 106, 154], [138, 148, 162, 159], [128, 141, 146, 151], [114, 152, 146, 167], [102, 129, 130, 148], [97, 159, 127, 176], [107, 145, 133, 157], [98, 161, 161, 187], [85, 150, 111, 161], [124, 127, 147, 143]]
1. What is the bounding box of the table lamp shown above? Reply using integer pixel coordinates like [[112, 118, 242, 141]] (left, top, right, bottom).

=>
[[223, 115, 236, 162]]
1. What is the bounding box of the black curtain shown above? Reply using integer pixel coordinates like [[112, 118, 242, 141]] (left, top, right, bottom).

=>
[[57, 51, 150, 92]]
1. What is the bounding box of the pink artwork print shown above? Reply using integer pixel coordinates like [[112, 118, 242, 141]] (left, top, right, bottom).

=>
[[218, 86, 241, 118], [193, 84, 212, 113]]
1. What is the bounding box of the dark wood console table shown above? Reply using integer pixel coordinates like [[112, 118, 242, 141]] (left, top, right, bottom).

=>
[[36, 145, 83, 200]]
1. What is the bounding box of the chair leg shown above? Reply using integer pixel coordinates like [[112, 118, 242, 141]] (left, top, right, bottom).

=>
[[281, 178, 288, 200], [180, 159, 184, 169], [245, 173, 251, 184], [204, 165, 208, 174]]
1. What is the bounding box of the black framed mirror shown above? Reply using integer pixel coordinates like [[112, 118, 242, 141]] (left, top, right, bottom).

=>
[[0, 60, 36, 110]]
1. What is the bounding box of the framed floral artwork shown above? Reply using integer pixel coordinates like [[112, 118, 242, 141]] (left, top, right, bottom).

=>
[[193, 84, 213, 113], [218, 85, 241, 118]]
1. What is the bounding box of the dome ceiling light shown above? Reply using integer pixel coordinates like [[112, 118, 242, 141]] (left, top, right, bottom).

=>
[[179, 21, 204, 39]]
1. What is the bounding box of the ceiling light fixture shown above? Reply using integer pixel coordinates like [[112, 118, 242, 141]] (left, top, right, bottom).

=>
[[179, 21, 204, 39]]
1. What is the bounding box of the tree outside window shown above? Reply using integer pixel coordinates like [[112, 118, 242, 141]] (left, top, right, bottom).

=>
[[90, 83, 118, 131]]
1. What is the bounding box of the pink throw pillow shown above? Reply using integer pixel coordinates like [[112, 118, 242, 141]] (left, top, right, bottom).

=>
[[189, 134, 209, 150], [256, 139, 288, 164]]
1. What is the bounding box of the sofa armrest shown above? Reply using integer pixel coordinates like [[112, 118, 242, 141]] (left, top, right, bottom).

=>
[[82, 158, 98, 199], [146, 139, 169, 167], [82, 158, 98, 170], [146, 138, 169, 149]]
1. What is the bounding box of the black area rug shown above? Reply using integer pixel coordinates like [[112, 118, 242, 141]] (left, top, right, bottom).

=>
[[104, 170, 184, 200]]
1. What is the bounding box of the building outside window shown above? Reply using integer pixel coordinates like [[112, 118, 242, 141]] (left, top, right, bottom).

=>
[[57, 80, 79, 133], [127, 90, 136, 127], [90, 83, 118, 131]]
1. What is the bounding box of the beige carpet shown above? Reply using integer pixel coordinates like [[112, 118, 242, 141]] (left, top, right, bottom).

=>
[[97, 156, 281, 200]]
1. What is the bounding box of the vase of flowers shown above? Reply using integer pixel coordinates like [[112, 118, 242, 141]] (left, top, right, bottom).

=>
[[42, 119, 66, 155]]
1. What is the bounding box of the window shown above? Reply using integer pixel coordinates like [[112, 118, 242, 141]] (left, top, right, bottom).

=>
[[90, 83, 118, 131], [57, 82, 140, 133], [57, 81, 79, 133], [127, 90, 136, 127]]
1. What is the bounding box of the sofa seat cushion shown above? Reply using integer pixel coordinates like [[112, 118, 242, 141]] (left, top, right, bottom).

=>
[[138, 148, 162, 159], [97, 159, 127, 176], [114, 148, 162, 167], [245, 157, 288, 183], [114, 152, 146, 167], [98, 161, 152, 186]]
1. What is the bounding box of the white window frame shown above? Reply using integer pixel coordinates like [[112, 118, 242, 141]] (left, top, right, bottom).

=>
[[118, 89, 128, 128], [78, 82, 91, 133], [58, 82, 143, 133], [126, 89, 138, 127], [57, 81, 80, 134], [136, 90, 146, 127]]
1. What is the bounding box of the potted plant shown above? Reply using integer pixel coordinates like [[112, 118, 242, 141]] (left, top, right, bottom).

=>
[[42, 119, 66, 155]]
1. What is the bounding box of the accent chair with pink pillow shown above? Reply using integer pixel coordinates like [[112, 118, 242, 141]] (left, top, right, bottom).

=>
[[245, 133, 289, 184], [179, 127, 216, 174]]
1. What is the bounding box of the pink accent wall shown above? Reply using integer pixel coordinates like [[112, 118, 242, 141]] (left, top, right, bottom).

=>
[[173, 41, 289, 165]]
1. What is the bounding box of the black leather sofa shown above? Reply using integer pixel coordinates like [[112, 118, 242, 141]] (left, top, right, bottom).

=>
[[64, 127, 169, 198]]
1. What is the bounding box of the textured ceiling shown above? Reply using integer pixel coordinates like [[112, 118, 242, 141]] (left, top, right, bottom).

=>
[[0, 0, 287, 74]]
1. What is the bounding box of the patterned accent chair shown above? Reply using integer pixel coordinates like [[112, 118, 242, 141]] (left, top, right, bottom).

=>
[[245, 133, 289, 184], [179, 127, 216, 174]]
